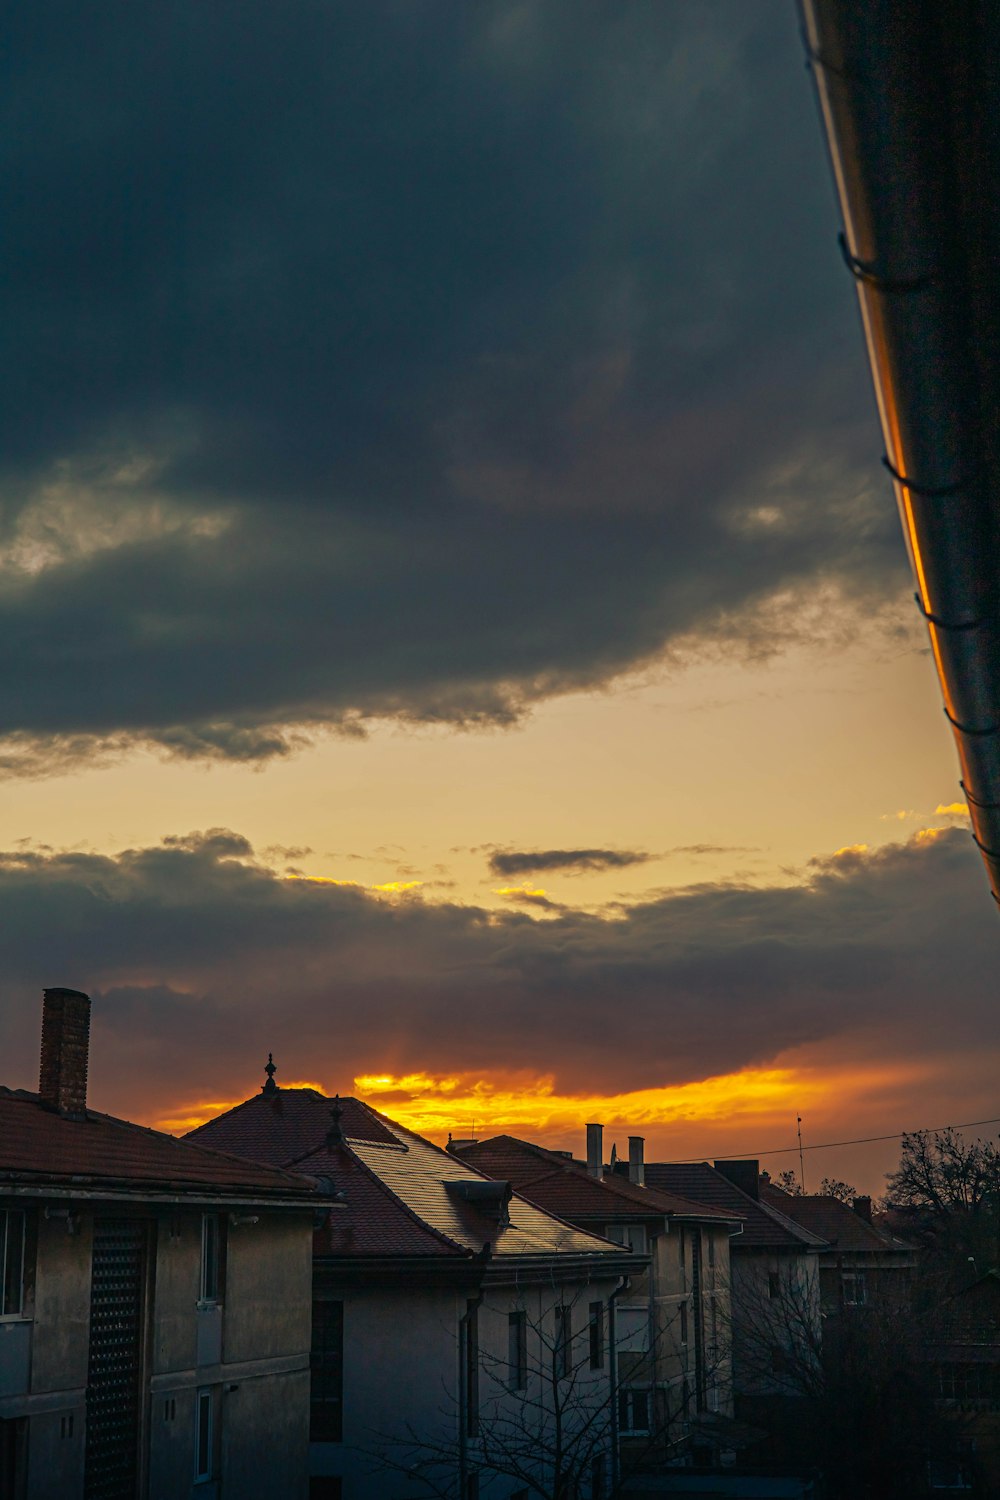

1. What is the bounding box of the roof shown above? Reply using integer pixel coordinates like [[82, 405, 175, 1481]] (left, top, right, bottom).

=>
[[643, 1163, 827, 1251], [759, 1184, 907, 1254], [451, 1136, 741, 1228], [189, 1089, 640, 1265], [0, 1087, 319, 1203]]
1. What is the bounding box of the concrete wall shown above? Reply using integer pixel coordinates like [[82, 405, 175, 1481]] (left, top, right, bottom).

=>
[[731, 1249, 821, 1397], [29, 1212, 93, 1394], [221, 1369, 310, 1499], [223, 1213, 312, 1365], [151, 1214, 200, 1374], [314, 1274, 621, 1500], [0, 1200, 313, 1500]]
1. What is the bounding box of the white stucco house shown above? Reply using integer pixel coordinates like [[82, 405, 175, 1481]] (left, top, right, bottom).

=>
[[189, 1069, 645, 1500]]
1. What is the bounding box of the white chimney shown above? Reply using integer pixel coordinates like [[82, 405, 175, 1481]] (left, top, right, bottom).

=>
[[628, 1135, 645, 1186], [586, 1122, 604, 1178]]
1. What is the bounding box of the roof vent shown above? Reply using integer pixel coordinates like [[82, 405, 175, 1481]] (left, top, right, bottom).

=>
[[445, 1179, 512, 1226]]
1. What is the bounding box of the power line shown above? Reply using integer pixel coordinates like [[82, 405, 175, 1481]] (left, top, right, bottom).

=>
[[674, 1114, 1000, 1164]]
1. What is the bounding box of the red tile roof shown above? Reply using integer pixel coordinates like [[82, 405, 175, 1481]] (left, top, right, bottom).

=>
[[759, 1184, 907, 1253], [0, 1088, 319, 1202], [186, 1087, 398, 1163], [190, 1090, 642, 1264], [644, 1162, 828, 1250], [452, 1136, 742, 1227]]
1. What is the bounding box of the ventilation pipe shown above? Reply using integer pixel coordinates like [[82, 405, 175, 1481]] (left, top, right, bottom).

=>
[[628, 1136, 645, 1187], [799, 2, 1000, 906], [586, 1123, 604, 1178]]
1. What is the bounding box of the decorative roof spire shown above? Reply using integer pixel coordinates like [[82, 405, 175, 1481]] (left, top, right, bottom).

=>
[[262, 1052, 278, 1095], [326, 1094, 345, 1148]]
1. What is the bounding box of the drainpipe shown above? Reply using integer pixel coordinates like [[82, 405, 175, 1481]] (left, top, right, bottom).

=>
[[608, 1275, 630, 1491], [798, 2, 1000, 908], [458, 1283, 486, 1498]]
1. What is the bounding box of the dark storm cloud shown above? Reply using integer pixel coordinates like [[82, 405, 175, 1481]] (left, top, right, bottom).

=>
[[0, 3, 897, 765], [0, 827, 994, 1117], [489, 848, 650, 876]]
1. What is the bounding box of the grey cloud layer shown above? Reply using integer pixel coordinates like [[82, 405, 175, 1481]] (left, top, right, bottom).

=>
[[0, 827, 991, 1117], [0, 3, 899, 763], [489, 848, 650, 876]]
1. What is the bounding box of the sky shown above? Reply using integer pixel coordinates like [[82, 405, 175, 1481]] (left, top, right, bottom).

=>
[[1, 2, 996, 1195]]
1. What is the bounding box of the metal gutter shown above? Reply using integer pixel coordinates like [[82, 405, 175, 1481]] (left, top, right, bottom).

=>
[[799, 1, 1000, 904]]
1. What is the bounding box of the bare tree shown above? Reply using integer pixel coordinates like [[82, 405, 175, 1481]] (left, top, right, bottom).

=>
[[768, 1170, 857, 1203], [369, 1287, 723, 1499], [727, 1257, 960, 1499], [885, 1128, 1000, 1291]]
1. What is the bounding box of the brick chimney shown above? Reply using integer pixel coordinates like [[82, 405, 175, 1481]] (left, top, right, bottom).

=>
[[714, 1159, 760, 1201], [586, 1122, 604, 1178], [628, 1135, 645, 1186], [39, 988, 91, 1118], [853, 1195, 873, 1223]]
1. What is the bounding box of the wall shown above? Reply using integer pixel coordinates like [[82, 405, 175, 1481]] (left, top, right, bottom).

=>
[[314, 1273, 621, 1500], [0, 1199, 313, 1500]]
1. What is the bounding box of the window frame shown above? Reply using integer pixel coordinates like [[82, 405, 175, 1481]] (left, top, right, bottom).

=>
[[617, 1386, 651, 1436], [554, 1304, 572, 1380], [194, 1387, 215, 1484], [199, 1214, 224, 1306], [0, 1210, 26, 1320], [311, 1298, 344, 1442], [588, 1301, 605, 1370], [841, 1271, 868, 1306], [508, 1310, 527, 1391]]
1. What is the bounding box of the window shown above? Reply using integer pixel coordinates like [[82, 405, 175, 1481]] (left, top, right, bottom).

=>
[[554, 1305, 572, 1379], [616, 1307, 649, 1353], [767, 1271, 781, 1300], [194, 1389, 215, 1483], [311, 1300, 344, 1441], [588, 1301, 604, 1370], [464, 1300, 479, 1436], [679, 1302, 688, 1346], [607, 1222, 648, 1256], [0, 1211, 25, 1317], [200, 1214, 224, 1304], [590, 1452, 606, 1499], [508, 1310, 527, 1390], [841, 1272, 868, 1306], [618, 1387, 651, 1435]]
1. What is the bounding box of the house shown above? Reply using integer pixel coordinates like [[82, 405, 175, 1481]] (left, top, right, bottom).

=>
[[641, 1160, 826, 1428], [0, 989, 323, 1500], [188, 1072, 646, 1500], [447, 1125, 743, 1468], [757, 1179, 916, 1315], [925, 1268, 1000, 1494]]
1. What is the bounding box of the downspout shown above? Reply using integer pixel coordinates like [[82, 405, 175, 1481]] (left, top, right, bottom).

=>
[[608, 1275, 630, 1492], [798, 2, 1000, 907], [458, 1250, 489, 1500]]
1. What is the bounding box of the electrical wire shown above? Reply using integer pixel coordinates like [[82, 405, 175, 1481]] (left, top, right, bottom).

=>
[[674, 1114, 1000, 1164]]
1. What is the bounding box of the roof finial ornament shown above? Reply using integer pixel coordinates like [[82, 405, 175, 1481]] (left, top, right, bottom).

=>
[[326, 1094, 345, 1148], [262, 1052, 278, 1095]]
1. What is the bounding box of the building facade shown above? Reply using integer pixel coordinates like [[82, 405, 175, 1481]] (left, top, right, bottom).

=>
[[0, 989, 320, 1500], [189, 1075, 644, 1499], [449, 1127, 742, 1468]]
